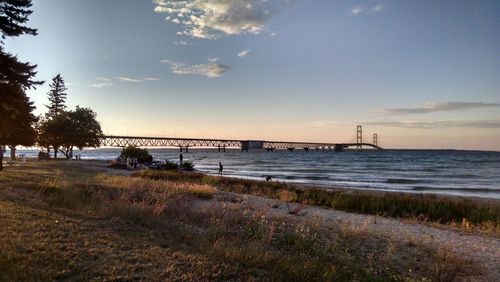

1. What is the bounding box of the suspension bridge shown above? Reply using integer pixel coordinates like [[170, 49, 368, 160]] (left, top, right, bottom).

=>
[[100, 125, 382, 152]]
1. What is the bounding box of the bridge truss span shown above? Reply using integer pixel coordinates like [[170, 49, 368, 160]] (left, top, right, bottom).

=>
[[100, 136, 242, 151], [100, 136, 382, 152]]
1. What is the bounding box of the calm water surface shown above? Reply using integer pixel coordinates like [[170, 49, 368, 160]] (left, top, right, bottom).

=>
[[12, 148, 500, 199]]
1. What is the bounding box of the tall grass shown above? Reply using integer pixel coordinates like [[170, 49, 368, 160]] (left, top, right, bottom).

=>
[[134, 170, 500, 230]]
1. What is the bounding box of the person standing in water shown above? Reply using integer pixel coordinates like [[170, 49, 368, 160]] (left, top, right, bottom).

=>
[[179, 153, 183, 164], [218, 162, 223, 175]]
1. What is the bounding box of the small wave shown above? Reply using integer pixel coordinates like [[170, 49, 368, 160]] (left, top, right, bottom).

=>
[[386, 178, 422, 184], [412, 186, 500, 193]]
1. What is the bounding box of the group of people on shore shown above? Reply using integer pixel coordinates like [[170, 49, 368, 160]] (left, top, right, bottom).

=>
[[126, 157, 145, 170]]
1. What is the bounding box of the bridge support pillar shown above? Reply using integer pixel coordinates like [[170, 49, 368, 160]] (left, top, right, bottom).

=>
[[287, 147, 295, 152], [304, 147, 309, 152], [334, 144, 345, 152]]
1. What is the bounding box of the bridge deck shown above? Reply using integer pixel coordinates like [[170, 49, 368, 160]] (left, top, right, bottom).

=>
[[100, 136, 382, 151]]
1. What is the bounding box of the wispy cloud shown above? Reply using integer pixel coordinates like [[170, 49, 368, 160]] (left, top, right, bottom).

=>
[[237, 49, 251, 58], [367, 120, 500, 129], [208, 57, 219, 62], [173, 40, 192, 46], [89, 82, 113, 88], [96, 77, 111, 82], [154, 0, 293, 39], [89, 76, 161, 88], [371, 4, 384, 13], [379, 102, 500, 116], [116, 76, 143, 83], [161, 59, 230, 78], [350, 5, 363, 15], [142, 77, 161, 81], [350, 4, 383, 16]]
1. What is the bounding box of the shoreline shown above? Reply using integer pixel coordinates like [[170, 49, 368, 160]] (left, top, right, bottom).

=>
[[7, 157, 500, 204]]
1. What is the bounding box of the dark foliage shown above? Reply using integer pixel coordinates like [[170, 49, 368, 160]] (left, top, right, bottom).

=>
[[0, 0, 41, 170], [45, 74, 67, 118], [0, 0, 37, 40], [38, 107, 103, 159], [120, 146, 152, 161], [179, 161, 195, 171]]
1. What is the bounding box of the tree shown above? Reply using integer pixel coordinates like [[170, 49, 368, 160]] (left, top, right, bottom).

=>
[[0, 0, 37, 41], [0, 0, 41, 171], [38, 107, 103, 159], [45, 74, 67, 118]]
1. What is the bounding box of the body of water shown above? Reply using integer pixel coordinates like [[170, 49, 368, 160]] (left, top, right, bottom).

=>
[[10, 148, 500, 199]]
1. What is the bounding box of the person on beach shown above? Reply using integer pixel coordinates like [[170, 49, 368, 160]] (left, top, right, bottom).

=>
[[218, 162, 223, 175], [179, 153, 183, 164]]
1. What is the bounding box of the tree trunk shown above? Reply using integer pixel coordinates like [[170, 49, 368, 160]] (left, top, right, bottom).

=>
[[10, 146, 16, 161], [54, 146, 58, 159], [0, 147, 3, 171]]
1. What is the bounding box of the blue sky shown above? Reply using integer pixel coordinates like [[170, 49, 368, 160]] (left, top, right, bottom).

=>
[[5, 0, 500, 150]]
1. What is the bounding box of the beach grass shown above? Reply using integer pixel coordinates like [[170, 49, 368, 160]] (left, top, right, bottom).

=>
[[135, 170, 500, 233], [0, 160, 477, 280]]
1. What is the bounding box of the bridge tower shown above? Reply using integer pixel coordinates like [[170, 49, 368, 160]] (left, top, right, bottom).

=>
[[356, 125, 362, 151], [373, 133, 378, 147]]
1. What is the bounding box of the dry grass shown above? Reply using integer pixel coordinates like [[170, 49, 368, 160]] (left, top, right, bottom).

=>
[[135, 170, 500, 235], [0, 161, 481, 281]]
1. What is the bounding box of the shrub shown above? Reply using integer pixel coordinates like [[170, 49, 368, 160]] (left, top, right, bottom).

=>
[[120, 146, 152, 162], [179, 161, 195, 171], [161, 161, 178, 170]]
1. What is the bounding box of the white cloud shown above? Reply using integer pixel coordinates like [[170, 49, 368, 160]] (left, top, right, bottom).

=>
[[350, 4, 384, 16], [89, 82, 113, 88], [116, 76, 143, 83], [154, 0, 292, 39], [96, 77, 111, 82], [161, 59, 230, 78], [173, 40, 192, 45], [371, 4, 384, 13], [237, 49, 251, 57], [379, 102, 500, 116], [208, 57, 219, 62], [350, 5, 362, 15], [142, 77, 162, 81]]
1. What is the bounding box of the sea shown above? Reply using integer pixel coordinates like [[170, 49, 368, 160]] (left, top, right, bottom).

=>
[[9, 148, 500, 199]]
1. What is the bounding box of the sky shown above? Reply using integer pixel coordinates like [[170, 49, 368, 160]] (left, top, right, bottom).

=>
[[5, 0, 500, 150]]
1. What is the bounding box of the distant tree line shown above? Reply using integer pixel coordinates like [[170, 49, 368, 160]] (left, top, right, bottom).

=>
[[0, 0, 102, 171]]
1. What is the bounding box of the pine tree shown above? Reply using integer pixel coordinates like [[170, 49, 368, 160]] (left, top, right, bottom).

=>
[[0, 0, 37, 41], [46, 74, 67, 118], [0, 0, 42, 171]]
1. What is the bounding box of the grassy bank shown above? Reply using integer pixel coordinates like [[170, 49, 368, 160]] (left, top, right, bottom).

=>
[[0, 161, 477, 280], [135, 170, 500, 233]]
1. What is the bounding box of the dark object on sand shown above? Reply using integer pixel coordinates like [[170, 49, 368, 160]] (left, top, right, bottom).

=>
[[266, 175, 272, 181]]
